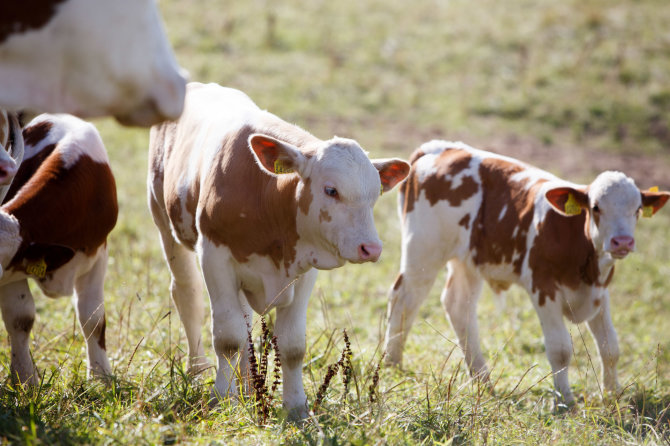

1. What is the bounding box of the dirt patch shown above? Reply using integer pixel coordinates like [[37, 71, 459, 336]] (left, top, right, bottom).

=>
[[483, 134, 670, 190], [311, 117, 670, 190]]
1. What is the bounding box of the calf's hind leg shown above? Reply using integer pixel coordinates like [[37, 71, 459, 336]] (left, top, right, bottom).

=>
[[74, 248, 112, 377], [385, 247, 447, 366], [150, 197, 209, 374], [0, 280, 38, 385]]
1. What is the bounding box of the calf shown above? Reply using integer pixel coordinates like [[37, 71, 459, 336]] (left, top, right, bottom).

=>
[[0, 113, 117, 384], [148, 82, 410, 418], [384, 140, 669, 405], [0, 0, 186, 126]]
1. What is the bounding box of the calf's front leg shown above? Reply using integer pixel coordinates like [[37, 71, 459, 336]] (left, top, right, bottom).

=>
[[200, 245, 247, 401], [586, 293, 620, 395], [534, 295, 575, 406], [0, 281, 38, 385], [274, 269, 318, 420]]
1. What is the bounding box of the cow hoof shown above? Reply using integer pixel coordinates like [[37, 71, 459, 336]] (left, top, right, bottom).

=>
[[285, 405, 309, 423], [188, 360, 214, 377]]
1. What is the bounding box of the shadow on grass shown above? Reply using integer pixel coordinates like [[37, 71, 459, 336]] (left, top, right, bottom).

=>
[[0, 398, 91, 445], [625, 389, 670, 443]]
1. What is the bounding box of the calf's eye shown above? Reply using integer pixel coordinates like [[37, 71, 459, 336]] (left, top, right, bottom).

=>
[[592, 205, 600, 213], [324, 186, 339, 198]]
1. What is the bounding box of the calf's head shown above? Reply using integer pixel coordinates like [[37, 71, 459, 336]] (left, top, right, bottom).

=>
[[249, 134, 410, 269], [545, 171, 670, 259]]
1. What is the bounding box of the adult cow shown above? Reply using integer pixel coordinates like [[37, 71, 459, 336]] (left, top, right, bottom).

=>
[[0, 113, 117, 384], [384, 140, 669, 406], [148, 82, 410, 419], [0, 0, 186, 126]]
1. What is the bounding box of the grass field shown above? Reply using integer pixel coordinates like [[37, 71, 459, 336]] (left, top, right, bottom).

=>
[[1, 0, 670, 444]]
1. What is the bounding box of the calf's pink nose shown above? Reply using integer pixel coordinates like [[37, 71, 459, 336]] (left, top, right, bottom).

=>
[[611, 235, 635, 252], [358, 242, 382, 262], [0, 163, 17, 186]]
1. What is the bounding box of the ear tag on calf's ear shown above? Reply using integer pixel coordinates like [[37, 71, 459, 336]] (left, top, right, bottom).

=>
[[26, 258, 47, 278], [642, 206, 654, 218], [564, 193, 581, 216], [380, 183, 384, 196], [642, 186, 659, 217], [273, 159, 293, 174]]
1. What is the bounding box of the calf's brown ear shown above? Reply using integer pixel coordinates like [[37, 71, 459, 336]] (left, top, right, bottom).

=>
[[641, 189, 670, 217], [371, 158, 411, 193], [545, 187, 589, 217], [17, 243, 76, 277], [248, 134, 306, 176]]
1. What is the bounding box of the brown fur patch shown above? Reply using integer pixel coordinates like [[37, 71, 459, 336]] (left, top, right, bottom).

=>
[[458, 214, 471, 229], [214, 338, 241, 357], [22, 120, 52, 147], [97, 317, 106, 350], [298, 177, 312, 215], [4, 145, 118, 268], [13, 315, 34, 333], [198, 125, 303, 271], [392, 273, 403, 291], [528, 207, 605, 306], [422, 149, 478, 207], [0, 0, 67, 44], [469, 158, 543, 276], [3, 143, 57, 204], [401, 148, 479, 218], [281, 346, 305, 369], [319, 208, 332, 222]]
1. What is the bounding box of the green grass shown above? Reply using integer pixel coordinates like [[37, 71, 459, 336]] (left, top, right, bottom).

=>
[[2, 0, 670, 443]]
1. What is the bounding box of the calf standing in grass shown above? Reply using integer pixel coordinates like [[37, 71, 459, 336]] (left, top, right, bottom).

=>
[[384, 140, 669, 405], [148, 82, 410, 418], [0, 114, 117, 384]]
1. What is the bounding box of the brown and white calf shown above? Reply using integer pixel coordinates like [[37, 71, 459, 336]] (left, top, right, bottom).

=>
[[0, 113, 117, 384], [148, 82, 410, 418], [0, 0, 186, 126], [384, 140, 669, 405]]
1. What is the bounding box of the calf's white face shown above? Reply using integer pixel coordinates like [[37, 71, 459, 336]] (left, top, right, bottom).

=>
[[545, 171, 670, 259], [249, 134, 410, 269]]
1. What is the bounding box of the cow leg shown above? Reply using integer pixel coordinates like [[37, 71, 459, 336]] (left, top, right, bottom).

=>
[[0, 281, 38, 385], [199, 242, 247, 401], [154, 230, 208, 375], [274, 269, 318, 420], [586, 293, 619, 395], [440, 259, 487, 380], [534, 296, 575, 405], [73, 248, 112, 377], [384, 239, 447, 366]]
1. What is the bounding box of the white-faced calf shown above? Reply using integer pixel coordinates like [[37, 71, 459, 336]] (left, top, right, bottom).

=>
[[384, 140, 669, 405], [0, 114, 117, 384], [148, 82, 410, 418]]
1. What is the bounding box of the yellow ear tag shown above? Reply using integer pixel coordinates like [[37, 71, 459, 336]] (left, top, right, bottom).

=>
[[642, 186, 659, 217], [380, 183, 384, 196], [273, 160, 293, 174], [26, 258, 47, 278], [564, 193, 582, 216]]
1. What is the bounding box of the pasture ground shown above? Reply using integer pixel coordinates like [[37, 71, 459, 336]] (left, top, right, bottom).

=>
[[1, 0, 669, 444]]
